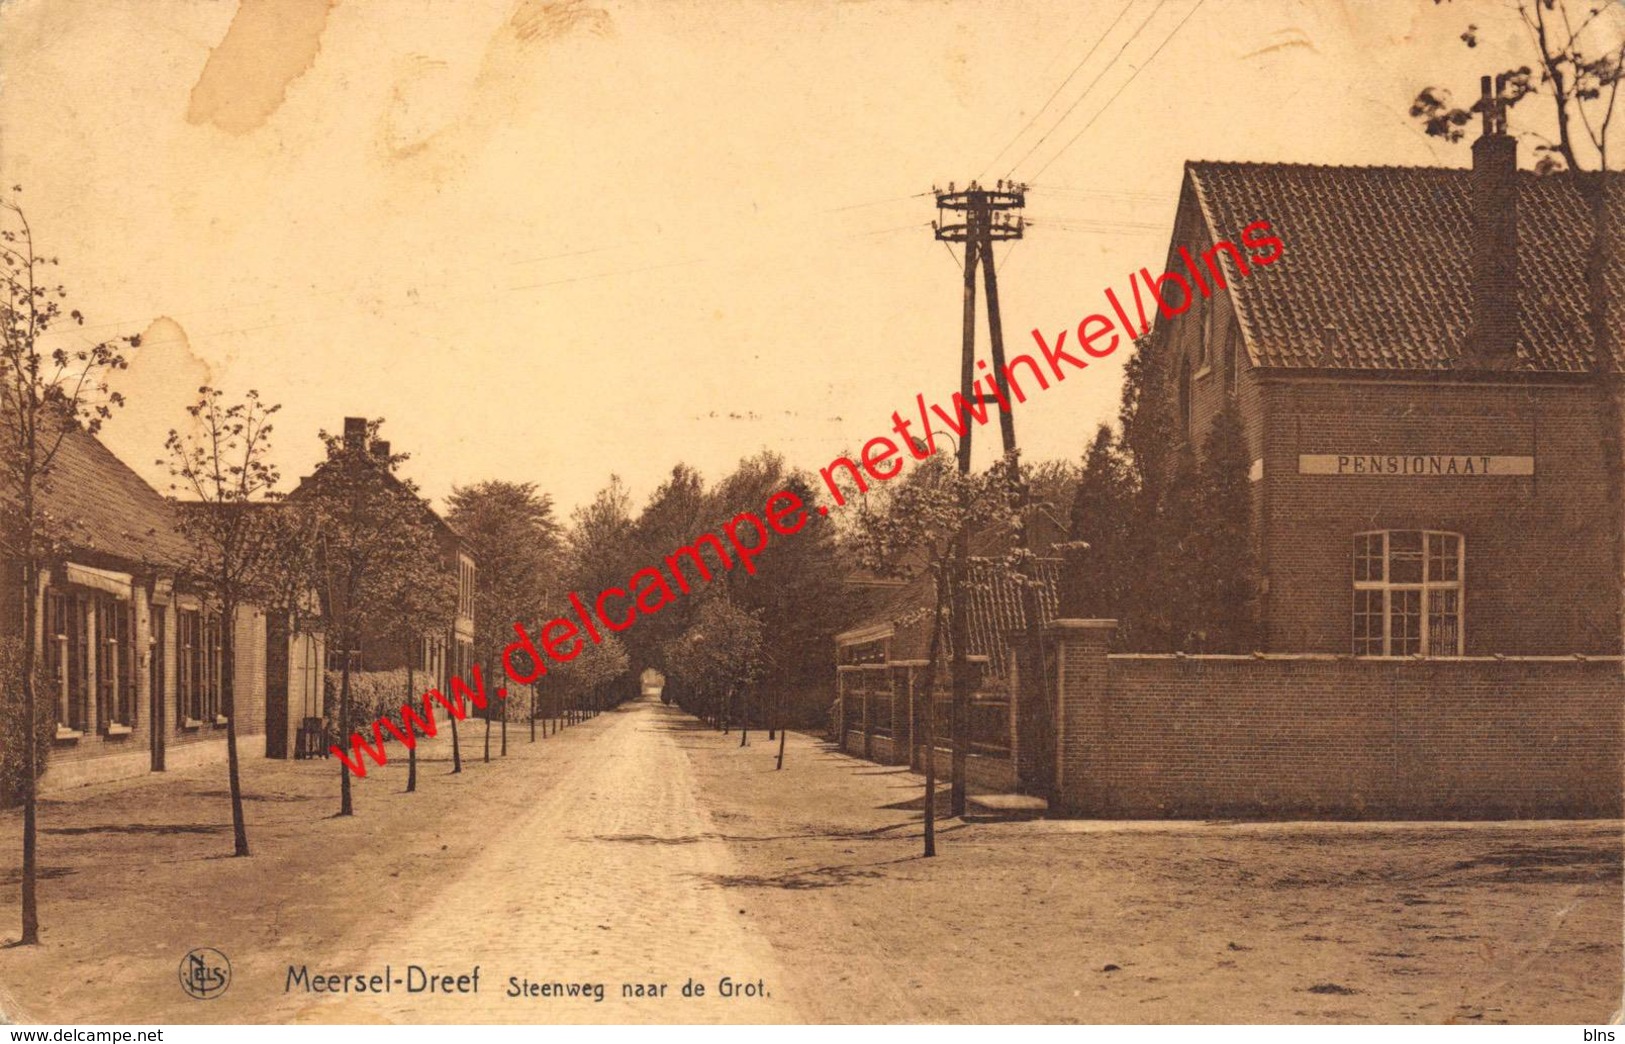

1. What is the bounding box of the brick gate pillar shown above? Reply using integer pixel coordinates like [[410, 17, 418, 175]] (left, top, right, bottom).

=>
[[1045, 619, 1116, 815]]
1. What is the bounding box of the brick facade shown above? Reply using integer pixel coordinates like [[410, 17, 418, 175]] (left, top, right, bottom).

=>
[[1257, 377, 1617, 654], [1155, 161, 1622, 658]]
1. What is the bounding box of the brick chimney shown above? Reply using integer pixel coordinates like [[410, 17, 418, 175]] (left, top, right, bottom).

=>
[[370, 439, 390, 459], [342, 416, 367, 452], [1467, 73, 1519, 367]]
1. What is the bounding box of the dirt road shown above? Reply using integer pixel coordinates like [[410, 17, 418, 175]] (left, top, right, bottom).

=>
[[274, 702, 798, 1023], [2, 696, 1618, 1024]]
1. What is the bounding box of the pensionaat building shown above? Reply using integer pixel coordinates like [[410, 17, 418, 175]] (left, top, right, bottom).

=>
[[836, 83, 1625, 818], [1163, 118, 1622, 658]]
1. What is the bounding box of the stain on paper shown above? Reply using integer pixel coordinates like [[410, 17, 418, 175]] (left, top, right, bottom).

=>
[[187, 0, 337, 134]]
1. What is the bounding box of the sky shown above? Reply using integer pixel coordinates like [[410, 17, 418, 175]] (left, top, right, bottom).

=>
[[0, 0, 1601, 518]]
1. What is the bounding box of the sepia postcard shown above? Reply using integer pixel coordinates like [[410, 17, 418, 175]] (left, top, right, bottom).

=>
[[0, 0, 1622, 1030]]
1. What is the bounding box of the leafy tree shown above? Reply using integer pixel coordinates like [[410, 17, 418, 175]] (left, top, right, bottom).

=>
[[662, 596, 763, 731], [546, 629, 629, 726], [447, 481, 562, 758], [164, 387, 286, 857], [563, 475, 639, 709], [1151, 440, 1203, 652], [294, 420, 445, 815], [566, 475, 637, 598], [0, 192, 135, 944], [626, 464, 712, 670], [707, 454, 859, 731]]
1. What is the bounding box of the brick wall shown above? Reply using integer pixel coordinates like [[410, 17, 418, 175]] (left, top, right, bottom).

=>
[[1050, 620, 1623, 818]]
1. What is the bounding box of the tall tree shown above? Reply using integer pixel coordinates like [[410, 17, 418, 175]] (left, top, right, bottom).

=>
[[627, 464, 712, 670], [709, 454, 860, 728], [547, 628, 629, 728], [1059, 424, 1130, 620], [1151, 441, 1204, 652], [1194, 396, 1257, 653], [164, 387, 286, 857], [446, 481, 562, 759], [662, 596, 763, 733], [566, 476, 636, 599], [295, 420, 444, 815], [0, 193, 135, 944]]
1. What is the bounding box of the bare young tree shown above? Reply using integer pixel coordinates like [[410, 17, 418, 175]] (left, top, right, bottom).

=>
[[0, 191, 135, 943], [296, 420, 446, 816], [164, 387, 286, 858]]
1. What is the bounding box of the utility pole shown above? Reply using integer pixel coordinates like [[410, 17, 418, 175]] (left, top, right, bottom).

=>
[[931, 181, 1051, 816]]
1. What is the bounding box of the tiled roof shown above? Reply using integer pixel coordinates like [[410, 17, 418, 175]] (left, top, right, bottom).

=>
[[1186, 161, 1625, 372], [847, 555, 1060, 681], [33, 423, 194, 571]]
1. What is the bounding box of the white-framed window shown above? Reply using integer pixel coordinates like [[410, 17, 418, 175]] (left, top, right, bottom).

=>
[[1352, 530, 1464, 656]]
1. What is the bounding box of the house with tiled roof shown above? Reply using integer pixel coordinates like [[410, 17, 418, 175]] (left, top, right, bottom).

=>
[[836, 81, 1623, 818], [1031, 79, 1623, 818], [0, 421, 322, 793], [287, 417, 478, 730], [1164, 102, 1620, 657]]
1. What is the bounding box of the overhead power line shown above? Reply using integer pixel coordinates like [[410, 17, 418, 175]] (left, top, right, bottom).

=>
[[1029, 0, 1207, 181], [977, 0, 1138, 180], [1003, 0, 1173, 179]]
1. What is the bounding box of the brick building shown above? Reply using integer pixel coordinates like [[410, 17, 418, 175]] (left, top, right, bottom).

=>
[[1164, 124, 1620, 657], [1040, 84, 1624, 817], [0, 422, 322, 793], [837, 87, 1625, 818]]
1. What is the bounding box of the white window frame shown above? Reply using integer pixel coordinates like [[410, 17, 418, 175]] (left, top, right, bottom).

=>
[[1351, 529, 1465, 657]]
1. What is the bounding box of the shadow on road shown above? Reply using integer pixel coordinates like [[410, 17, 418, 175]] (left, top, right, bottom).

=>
[[0, 865, 75, 886], [42, 822, 224, 836], [695, 854, 925, 891], [581, 820, 968, 847]]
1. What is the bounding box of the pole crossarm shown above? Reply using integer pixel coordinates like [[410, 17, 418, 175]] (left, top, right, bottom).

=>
[[933, 181, 1027, 244]]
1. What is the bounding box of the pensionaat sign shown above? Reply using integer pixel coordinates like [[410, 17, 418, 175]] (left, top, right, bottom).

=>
[[1298, 454, 1535, 476]]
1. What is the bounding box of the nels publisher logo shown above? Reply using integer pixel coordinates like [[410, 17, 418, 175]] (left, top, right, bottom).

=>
[[179, 948, 231, 1000]]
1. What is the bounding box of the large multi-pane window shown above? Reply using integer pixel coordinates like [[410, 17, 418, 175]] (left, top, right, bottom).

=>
[[45, 589, 88, 732], [1352, 531, 1464, 656]]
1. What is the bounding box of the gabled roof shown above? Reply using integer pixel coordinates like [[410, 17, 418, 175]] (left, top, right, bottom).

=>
[[35, 423, 194, 571], [291, 452, 472, 564], [1183, 160, 1625, 373]]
